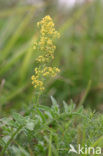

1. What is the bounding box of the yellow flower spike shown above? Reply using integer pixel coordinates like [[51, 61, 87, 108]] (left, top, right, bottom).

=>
[[31, 15, 60, 92]]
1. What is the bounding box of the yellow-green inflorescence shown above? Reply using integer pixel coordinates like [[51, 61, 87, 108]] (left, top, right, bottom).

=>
[[31, 15, 60, 91]]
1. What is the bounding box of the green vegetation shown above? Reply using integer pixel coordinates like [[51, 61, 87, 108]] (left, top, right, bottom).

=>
[[0, 97, 103, 155], [0, 0, 103, 155]]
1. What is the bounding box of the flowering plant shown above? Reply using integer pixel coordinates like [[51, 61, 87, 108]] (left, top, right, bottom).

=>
[[31, 15, 60, 91]]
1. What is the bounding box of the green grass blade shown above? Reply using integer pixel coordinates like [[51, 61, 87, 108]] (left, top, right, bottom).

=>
[[0, 41, 31, 76], [0, 9, 35, 62], [48, 133, 52, 156]]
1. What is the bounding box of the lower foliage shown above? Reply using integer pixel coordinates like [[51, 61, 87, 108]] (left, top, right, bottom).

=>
[[0, 97, 103, 156]]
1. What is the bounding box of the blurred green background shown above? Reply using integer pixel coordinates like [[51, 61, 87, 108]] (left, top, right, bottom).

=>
[[0, 0, 103, 116]]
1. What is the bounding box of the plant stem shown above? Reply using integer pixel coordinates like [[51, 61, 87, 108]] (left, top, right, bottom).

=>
[[78, 80, 91, 107], [48, 132, 52, 156]]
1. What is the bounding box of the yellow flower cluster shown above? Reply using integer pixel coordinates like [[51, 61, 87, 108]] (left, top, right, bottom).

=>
[[37, 15, 60, 38], [42, 67, 60, 77], [31, 67, 60, 91], [33, 15, 60, 63], [31, 15, 60, 91], [31, 75, 44, 91]]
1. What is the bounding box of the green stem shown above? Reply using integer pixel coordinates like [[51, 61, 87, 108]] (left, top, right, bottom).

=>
[[36, 94, 40, 106], [48, 132, 52, 156], [78, 80, 91, 107]]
